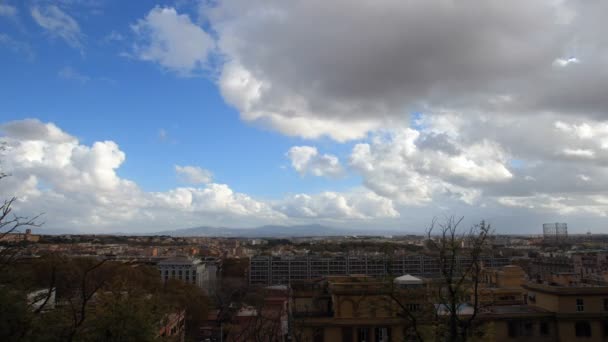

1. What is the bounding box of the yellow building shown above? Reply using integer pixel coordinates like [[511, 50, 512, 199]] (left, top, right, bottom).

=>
[[478, 265, 526, 306], [0, 228, 40, 243], [290, 266, 608, 342], [522, 282, 608, 341], [291, 274, 427, 341]]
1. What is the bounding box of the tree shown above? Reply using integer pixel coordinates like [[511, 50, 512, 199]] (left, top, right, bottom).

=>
[[0, 143, 42, 269], [0, 145, 46, 341], [79, 290, 161, 342], [425, 216, 492, 342], [162, 279, 210, 341]]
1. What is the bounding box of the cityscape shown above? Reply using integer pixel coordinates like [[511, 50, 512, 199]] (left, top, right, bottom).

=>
[[2, 223, 608, 341], [2, 1, 608, 342]]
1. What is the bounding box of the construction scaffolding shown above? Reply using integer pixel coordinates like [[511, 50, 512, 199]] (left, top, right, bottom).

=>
[[543, 222, 568, 243]]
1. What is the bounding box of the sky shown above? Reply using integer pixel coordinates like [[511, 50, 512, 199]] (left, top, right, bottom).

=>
[[1, 0, 608, 234]]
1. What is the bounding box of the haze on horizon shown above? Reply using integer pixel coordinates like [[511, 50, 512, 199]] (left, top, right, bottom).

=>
[[1, 0, 607, 234]]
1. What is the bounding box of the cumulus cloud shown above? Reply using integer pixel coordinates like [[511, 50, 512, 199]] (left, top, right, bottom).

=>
[[131, 6, 214, 76], [175, 165, 213, 184], [31, 5, 83, 50], [1, 119, 76, 143], [276, 190, 398, 220], [348, 126, 510, 206], [126, 1, 608, 144], [286, 146, 343, 178], [122, 2, 608, 144], [0, 119, 407, 232], [3, 118, 608, 232], [201, 0, 575, 140], [0, 119, 283, 231]]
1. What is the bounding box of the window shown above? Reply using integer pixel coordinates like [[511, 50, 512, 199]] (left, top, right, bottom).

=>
[[357, 328, 370, 342], [576, 298, 585, 312], [406, 303, 421, 312], [575, 321, 591, 337], [375, 327, 390, 342], [604, 321, 608, 337], [604, 299, 608, 311], [540, 321, 549, 336], [507, 321, 533, 337]]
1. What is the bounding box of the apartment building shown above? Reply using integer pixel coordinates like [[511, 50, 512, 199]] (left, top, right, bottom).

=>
[[528, 255, 575, 281], [521, 282, 608, 341], [290, 275, 416, 342], [158, 257, 206, 288], [572, 251, 608, 280], [290, 266, 608, 342], [250, 254, 510, 285]]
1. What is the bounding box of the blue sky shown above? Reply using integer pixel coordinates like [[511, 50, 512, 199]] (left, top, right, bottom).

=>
[[0, 0, 358, 197], [1, 0, 607, 233]]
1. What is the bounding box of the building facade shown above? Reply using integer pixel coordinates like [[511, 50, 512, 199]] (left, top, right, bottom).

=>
[[250, 254, 511, 285], [158, 258, 206, 288], [290, 267, 608, 342]]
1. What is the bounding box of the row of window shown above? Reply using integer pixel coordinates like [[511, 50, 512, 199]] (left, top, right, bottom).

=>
[[508, 320, 608, 338], [161, 270, 197, 276], [312, 327, 391, 342], [575, 298, 608, 312], [507, 321, 550, 337]]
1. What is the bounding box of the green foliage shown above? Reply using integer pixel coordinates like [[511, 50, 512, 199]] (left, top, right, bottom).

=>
[[79, 292, 160, 342], [162, 279, 209, 340], [0, 255, 209, 342], [0, 288, 32, 341]]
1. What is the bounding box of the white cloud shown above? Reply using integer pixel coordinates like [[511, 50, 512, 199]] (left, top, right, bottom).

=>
[[553, 57, 580, 67], [218, 62, 384, 141], [1, 118, 76, 143], [497, 194, 608, 217], [58, 66, 90, 83], [348, 126, 510, 206], [0, 119, 284, 231], [103, 30, 124, 43], [175, 165, 213, 184], [202, 0, 574, 140], [562, 148, 595, 159], [577, 174, 591, 182], [0, 4, 17, 18], [276, 190, 399, 220], [131, 6, 214, 76], [31, 5, 83, 51], [4, 117, 608, 232], [286, 146, 343, 178], [0, 119, 413, 232]]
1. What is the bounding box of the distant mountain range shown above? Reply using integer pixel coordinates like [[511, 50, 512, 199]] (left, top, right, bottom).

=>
[[22, 224, 410, 237], [150, 224, 406, 238]]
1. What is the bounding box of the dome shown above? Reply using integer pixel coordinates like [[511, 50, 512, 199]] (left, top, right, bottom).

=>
[[394, 274, 424, 285]]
